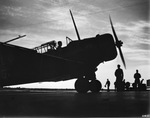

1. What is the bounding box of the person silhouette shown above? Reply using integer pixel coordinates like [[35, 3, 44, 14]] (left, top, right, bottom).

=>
[[105, 79, 110, 92], [134, 69, 141, 89], [114, 64, 124, 91], [125, 82, 130, 91], [57, 41, 62, 50]]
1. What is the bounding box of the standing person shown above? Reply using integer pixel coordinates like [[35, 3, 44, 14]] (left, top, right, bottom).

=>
[[114, 64, 124, 91], [105, 79, 110, 92], [134, 69, 141, 89]]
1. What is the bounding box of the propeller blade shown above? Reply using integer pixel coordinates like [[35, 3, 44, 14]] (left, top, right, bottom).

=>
[[69, 10, 81, 41], [109, 15, 126, 69], [109, 15, 119, 42], [118, 46, 126, 69]]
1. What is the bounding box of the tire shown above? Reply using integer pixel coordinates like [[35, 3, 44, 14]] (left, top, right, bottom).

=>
[[75, 79, 90, 93], [90, 80, 102, 93]]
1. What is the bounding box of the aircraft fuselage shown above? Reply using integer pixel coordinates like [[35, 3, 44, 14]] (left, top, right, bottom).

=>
[[0, 33, 117, 87]]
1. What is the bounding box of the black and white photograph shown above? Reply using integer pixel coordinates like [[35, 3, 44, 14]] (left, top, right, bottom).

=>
[[0, 0, 149, 117]]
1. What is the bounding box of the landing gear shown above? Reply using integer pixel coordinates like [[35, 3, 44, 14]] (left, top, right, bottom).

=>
[[90, 80, 102, 93], [74, 75, 102, 93], [75, 79, 90, 93]]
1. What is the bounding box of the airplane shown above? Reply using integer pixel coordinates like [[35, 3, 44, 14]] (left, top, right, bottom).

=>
[[0, 10, 126, 93]]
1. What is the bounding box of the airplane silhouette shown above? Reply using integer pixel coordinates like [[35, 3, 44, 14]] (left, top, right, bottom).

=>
[[0, 10, 126, 93]]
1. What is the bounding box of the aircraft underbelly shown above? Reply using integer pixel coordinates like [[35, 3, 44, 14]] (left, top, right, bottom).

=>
[[0, 44, 84, 86]]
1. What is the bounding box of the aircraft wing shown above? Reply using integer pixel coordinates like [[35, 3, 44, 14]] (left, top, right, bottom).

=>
[[0, 43, 85, 87]]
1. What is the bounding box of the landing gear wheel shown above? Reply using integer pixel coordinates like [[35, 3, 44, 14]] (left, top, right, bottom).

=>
[[75, 79, 90, 93], [90, 80, 101, 93]]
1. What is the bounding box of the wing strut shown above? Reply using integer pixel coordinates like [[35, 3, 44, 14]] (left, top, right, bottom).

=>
[[69, 10, 81, 41]]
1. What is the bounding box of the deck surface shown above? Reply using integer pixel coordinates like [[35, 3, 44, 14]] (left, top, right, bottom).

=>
[[0, 89, 149, 117]]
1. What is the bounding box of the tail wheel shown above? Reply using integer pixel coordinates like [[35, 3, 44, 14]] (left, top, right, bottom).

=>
[[75, 79, 90, 93], [90, 80, 102, 93]]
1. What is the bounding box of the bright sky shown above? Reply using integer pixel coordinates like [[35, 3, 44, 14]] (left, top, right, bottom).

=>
[[0, 0, 149, 89]]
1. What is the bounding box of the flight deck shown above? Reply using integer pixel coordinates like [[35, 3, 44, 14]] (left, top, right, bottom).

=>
[[0, 89, 149, 117]]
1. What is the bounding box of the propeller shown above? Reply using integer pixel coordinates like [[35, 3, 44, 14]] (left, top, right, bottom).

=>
[[69, 10, 81, 41], [109, 15, 126, 69]]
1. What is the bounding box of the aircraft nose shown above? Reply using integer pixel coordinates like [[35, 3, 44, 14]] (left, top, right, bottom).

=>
[[97, 34, 117, 61]]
